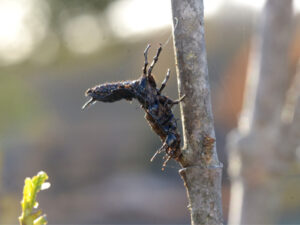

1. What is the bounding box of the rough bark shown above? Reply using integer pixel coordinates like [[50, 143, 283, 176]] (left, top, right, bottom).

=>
[[171, 0, 223, 224], [227, 0, 300, 224]]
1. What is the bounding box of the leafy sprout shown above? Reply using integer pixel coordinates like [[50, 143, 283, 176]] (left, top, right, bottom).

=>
[[19, 171, 50, 225]]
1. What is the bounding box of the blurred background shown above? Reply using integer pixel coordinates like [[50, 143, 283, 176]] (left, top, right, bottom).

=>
[[0, 0, 300, 224]]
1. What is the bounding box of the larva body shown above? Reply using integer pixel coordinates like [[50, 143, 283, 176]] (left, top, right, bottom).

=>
[[83, 45, 185, 167]]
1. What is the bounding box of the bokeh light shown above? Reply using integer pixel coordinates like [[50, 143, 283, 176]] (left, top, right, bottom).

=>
[[0, 0, 49, 65], [106, 0, 224, 39], [106, 0, 172, 39], [62, 14, 104, 55], [230, 0, 266, 10]]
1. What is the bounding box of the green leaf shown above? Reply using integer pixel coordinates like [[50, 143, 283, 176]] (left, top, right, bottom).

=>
[[19, 171, 50, 225]]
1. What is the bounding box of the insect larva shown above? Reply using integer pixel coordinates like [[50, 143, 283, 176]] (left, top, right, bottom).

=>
[[83, 44, 185, 169]]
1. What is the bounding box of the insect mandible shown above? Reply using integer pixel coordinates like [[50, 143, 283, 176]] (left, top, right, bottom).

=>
[[82, 44, 185, 169]]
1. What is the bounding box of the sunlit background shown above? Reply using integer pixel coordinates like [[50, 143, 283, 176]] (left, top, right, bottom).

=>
[[1, 0, 300, 65], [1, 0, 300, 224]]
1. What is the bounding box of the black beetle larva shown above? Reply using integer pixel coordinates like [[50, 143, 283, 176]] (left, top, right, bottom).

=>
[[82, 44, 185, 169]]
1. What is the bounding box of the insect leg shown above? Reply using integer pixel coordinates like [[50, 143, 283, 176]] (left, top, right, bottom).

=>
[[162, 155, 172, 171], [143, 44, 151, 76], [150, 142, 168, 162], [170, 95, 186, 107], [148, 44, 162, 76], [158, 69, 170, 94]]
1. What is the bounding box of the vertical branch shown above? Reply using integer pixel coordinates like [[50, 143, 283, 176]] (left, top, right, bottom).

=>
[[249, 0, 293, 129], [227, 0, 295, 224], [171, 0, 223, 224]]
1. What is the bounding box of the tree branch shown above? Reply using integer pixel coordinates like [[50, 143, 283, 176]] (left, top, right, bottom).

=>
[[227, 0, 295, 224], [171, 0, 223, 224], [244, 0, 293, 130]]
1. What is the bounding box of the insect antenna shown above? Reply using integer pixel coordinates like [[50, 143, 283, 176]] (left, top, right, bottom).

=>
[[143, 44, 151, 76], [147, 44, 162, 76]]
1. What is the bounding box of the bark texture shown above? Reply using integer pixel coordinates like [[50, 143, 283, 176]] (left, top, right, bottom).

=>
[[171, 0, 223, 224], [227, 0, 300, 224]]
